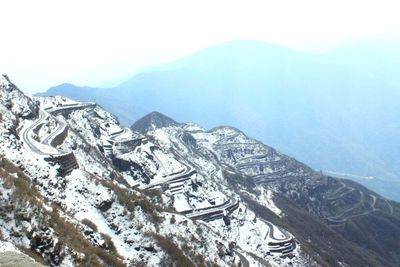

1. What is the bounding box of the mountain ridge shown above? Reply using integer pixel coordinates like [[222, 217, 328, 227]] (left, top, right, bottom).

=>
[[2, 76, 316, 266], [2, 76, 400, 265], [133, 111, 400, 266], [131, 111, 179, 134], [38, 40, 400, 201]]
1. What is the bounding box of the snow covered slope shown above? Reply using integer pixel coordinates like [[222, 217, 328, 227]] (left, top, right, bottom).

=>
[[1, 75, 399, 267], [139, 116, 400, 267], [1, 76, 316, 266]]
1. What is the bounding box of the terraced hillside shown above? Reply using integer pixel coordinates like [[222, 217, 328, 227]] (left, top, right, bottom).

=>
[[139, 112, 400, 267], [1, 76, 399, 266], [1, 76, 314, 266]]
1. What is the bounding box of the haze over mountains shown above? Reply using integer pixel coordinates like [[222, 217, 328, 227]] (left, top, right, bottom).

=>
[[39, 40, 400, 201]]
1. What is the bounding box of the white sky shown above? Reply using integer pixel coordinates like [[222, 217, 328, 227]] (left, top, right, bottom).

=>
[[1, 0, 400, 93]]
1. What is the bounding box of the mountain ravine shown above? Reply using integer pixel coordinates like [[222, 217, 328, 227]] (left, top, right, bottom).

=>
[[1, 75, 400, 266]]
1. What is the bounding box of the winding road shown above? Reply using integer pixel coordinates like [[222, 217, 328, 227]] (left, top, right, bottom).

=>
[[143, 162, 196, 193], [182, 198, 239, 221], [21, 102, 95, 174], [325, 181, 386, 225], [45, 102, 96, 116], [42, 118, 67, 147], [234, 250, 250, 267], [385, 199, 394, 215], [22, 109, 50, 156]]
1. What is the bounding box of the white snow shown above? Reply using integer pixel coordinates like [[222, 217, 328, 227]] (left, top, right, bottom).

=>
[[173, 194, 191, 211], [0, 84, 317, 266], [257, 188, 283, 217], [0, 240, 20, 253]]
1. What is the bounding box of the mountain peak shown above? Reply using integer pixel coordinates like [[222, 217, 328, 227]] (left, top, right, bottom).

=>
[[130, 111, 178, 133], [1, 74, 16, 90]]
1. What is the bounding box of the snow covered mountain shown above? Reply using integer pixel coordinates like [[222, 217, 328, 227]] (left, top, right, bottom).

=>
[[1, 75, 400, 267], [39, 40, 400, 202], [131, 112, 179, 134], [136, 113, 400, 267]]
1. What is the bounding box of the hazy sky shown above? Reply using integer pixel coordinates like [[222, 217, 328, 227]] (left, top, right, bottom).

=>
[[1, 0, 400, 93]]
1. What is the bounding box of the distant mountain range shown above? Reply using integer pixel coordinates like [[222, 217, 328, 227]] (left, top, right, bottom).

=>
[[38, 40, 400, 201]]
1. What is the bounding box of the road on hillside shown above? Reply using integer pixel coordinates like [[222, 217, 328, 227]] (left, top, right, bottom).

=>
[[234, 250, 250, 267], [184, 197, 239, 221], [22, 109, 49, 156]]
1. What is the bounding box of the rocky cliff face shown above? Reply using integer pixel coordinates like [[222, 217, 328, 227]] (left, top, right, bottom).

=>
[[1, 76, 399, 267]]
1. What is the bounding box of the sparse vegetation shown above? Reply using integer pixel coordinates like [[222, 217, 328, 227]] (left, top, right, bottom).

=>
[[0, 157, 125, 267], [241, 192, 394, 267], [0, 157, 43, 206], [144, 188, 163, 202], [181, 240, 210, 267], [100, 233, 117, 254], [94, 175, 164, 226], [152, 233, 195, 267], [228, 241, 235, 251], [20, 247, 48, 266], [49, 207, 125, 267], [81, 218, 98, 232], [1, 157, 22, 174]]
